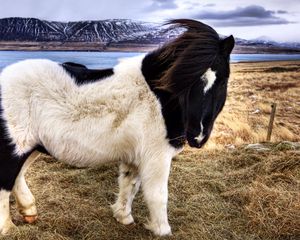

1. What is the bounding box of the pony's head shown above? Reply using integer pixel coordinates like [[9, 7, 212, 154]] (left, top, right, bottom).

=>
[[147, 19, 235, 148]]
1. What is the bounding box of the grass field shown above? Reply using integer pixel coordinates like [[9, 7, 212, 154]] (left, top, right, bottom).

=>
[[207, 60, 300, 148], [1, 61, 300, 240]]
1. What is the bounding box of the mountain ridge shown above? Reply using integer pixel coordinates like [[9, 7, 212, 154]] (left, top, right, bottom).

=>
[[0, 17, 299, 53]]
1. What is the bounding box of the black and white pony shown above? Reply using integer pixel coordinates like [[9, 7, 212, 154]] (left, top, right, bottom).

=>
[[0, 19, 234, 236]]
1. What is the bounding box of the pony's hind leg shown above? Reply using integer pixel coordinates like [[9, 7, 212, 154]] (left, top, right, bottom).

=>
[[0, 146, 35, 235], [111, 163, 141, 225], [13, 151, 40, 224], [0, 113, 37, 235]]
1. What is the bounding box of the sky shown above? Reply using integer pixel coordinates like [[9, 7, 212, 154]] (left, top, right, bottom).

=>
[[0, 0, 299, 42]]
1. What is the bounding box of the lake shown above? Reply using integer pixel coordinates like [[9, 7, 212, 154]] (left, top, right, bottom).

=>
[[1, 51, 300, 69]]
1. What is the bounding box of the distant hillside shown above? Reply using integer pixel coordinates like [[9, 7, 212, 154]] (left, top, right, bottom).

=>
[[0, 17, 299, 53], [0, 17, 175, 44]]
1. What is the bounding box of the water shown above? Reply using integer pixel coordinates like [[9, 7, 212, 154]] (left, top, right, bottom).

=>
[[231, 54, 300, 63], [0, 51, 141, 69], [1, 51, 300, 69]]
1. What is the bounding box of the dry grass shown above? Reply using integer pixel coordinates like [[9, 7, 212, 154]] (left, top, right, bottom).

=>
[[2, 142, 299, 240], [1, 61, 300, 240], [207, 61, 300, 149]]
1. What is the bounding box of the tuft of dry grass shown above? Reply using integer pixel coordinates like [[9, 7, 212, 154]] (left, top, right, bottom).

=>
[[221, 144, 300, 239], [244, 181, 299, 237]]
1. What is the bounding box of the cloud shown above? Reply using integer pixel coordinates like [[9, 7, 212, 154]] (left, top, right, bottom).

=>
[[277, 10, 288, 14], [195, 5, 274, 19], [193, 5, 291, 27], [144, 0, 178, 12], [210, 18, 289, 27], [0, 0, 150, 21]]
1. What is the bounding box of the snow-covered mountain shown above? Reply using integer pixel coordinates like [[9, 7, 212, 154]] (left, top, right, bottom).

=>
[[243, 36, 300, 49], [0, 17, 299, 52], [0, 17, 178, 44]]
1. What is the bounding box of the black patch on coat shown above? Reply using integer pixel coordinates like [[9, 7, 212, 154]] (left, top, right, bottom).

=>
[[36, 145, 50, 155], [62, 62, 114, 85], [142, 53, 186, 149], [0, 96, 35, 191]]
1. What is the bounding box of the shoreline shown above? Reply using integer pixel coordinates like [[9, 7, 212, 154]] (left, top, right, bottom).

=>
[[1, 60, 300, 70], [1, 41, 300, 54], [232, 59, 300, 64]]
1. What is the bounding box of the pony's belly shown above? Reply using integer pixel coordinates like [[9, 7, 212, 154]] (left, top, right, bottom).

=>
[[57, 153, 118, 168], [46, 141, 119, 168], [40, 128, 136, 168]]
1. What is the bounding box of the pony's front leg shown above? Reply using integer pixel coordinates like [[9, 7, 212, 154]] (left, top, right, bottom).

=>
[[111, 163, 141, 225], [140, 152, 173, 236]]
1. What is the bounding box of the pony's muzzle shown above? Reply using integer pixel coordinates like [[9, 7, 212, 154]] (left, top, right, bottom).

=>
[[186, 128, 210, 148], [187, 136, 207, 148]]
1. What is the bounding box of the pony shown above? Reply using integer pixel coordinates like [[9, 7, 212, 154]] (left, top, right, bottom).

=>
[[0, 19, 234, 236]]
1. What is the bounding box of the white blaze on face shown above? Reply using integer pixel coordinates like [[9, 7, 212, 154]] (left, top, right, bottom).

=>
[[202, 68, 216, 94], [194, 122, 205, 144]]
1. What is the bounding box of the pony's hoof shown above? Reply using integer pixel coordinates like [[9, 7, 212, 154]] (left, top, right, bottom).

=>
[[23, 215, 38, 224], [111, 203, 134, 225], [145, 222, 172, 236], [116, 214, 134, 225]]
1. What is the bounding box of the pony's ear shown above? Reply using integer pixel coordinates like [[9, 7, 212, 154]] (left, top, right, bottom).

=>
[[220, 35, 235, 56]]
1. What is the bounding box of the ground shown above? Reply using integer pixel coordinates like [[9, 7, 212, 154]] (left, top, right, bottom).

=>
[[1, 61, 300, 240]]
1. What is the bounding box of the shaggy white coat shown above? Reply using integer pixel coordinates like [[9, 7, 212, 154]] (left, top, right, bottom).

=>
[[0, 55, 178, 236], [0, 56, 177, 165]]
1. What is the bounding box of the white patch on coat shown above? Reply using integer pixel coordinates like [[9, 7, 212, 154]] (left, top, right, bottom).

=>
[[202, 68, 216, 94], [0, 190, 14, 235], [194, 122, 205, 143], [0, 55, 178, 236]]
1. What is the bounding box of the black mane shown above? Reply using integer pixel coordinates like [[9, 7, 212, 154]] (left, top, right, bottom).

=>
[[144, 19, 220, 94]]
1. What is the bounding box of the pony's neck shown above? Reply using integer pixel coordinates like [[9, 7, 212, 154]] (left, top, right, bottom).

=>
[[141, 50, 186, 148]]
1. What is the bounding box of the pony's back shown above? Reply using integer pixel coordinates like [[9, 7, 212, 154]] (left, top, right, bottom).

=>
[[0, 56, 167, 166]]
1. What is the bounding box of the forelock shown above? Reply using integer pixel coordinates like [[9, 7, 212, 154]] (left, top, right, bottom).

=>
[[153, 19, 220, 95]]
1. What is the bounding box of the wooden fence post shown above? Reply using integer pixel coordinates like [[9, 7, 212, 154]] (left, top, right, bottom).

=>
[[266, 103, 277, 142]]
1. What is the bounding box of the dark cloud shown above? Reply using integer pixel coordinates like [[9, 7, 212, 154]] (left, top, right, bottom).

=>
[[195, 5, 275, 19], [277, 10, 288, 14], [193, 5, 291, 27], [210, 18, 290, 27], [145, 0, 178, 12]]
